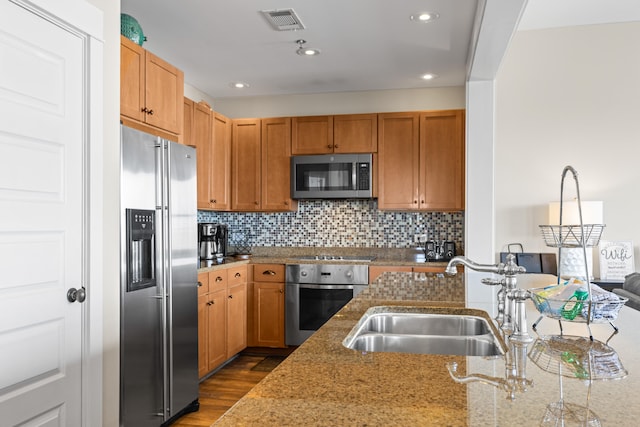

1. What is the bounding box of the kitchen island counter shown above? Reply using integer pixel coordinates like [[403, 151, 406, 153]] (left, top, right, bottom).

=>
[[214, 272, 640, 426]]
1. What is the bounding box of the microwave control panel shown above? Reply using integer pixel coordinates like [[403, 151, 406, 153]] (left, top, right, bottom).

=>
[[357, 162, 370, 190]]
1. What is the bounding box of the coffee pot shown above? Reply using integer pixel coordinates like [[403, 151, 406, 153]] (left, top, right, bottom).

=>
[[198, 223, 228, 260]]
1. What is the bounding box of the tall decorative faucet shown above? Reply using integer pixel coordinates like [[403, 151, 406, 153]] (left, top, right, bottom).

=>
[[445, 254, 534, 400], [445, 254, 531, 342]]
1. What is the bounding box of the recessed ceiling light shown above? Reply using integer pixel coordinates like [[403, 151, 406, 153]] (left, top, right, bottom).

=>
[[296, 39, 320, 56], [410, 12, 440, 23], [230, 82, 250, 89], [421, 73, 438, 80]]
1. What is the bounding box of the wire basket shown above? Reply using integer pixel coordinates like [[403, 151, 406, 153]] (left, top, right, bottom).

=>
[[529, 287, 627, 324], [539, 224, 605, 248], [529, 335, 628, 381]]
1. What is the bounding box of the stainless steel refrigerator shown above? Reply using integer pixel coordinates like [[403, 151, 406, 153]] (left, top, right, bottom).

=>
[[120, 124, 199, 426]]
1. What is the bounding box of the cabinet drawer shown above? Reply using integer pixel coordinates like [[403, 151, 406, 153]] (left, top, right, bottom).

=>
[[252, 264, 285, 282], [197, 272, 209, 296], [209, 269, 228, 292], [228, 264, 248, 286]]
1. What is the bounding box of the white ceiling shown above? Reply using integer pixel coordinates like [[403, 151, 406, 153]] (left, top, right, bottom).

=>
[[120, 0, 640, 99], [517, 0, 640, 31]]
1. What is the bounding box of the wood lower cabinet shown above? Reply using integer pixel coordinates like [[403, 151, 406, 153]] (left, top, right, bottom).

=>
[[291, 114, 377, 155], [198, 265, 248, 378], [369, 265, 413, 283], [249, 264, 286, 348], [378, 110, 464, 211], [231, 118, 296, 212], [369, 265, 452, 283], [120, 35, 183, 135], [226, 265, 248, 358]]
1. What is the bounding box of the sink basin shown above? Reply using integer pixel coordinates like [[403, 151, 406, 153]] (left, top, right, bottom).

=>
[[360, 312, 491, 336], [346, 334, 502, 357], [342, 307, 505, 357]]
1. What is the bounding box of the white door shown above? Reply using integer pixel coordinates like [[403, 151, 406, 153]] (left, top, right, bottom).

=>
[[0, 1, 88, 424]]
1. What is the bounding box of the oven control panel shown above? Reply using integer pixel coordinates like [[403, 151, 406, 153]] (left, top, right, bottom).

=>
[[286, 264, 369, 285]]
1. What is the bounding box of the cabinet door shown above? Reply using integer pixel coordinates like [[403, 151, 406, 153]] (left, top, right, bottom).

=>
[[253, 282, 285, 348], [377, 112, 420, 210], [226, 283, 247, 358], [232, 119, 261, 211], [252, 264, 285, 283], [144, 50, 184, 134], [120, 36, 145, 122], [261, 117, 296, 211], [194, 102, 213, 210], [211, 112, 232, 210], [197, 271, 209, 296], [227, 264, 248, 287], [207, 288, 227, 372], [419, 110, 465, 211], [197, 294, 209, 378], [182, 97, 194, 146], [334, 114, 377, 153], [368, 265, 413, 284], [291, 116, 333, 155]]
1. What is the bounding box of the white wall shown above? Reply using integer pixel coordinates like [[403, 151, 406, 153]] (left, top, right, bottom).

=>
[[211, 86, 465, 118], [495, 22, 640, 274], [185, 82, 216, 106]]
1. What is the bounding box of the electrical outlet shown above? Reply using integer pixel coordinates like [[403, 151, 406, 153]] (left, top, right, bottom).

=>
[[414, 233, 428, 243]]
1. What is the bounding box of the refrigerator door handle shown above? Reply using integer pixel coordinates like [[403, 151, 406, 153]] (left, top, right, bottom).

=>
[[155, 140, 172, 421]]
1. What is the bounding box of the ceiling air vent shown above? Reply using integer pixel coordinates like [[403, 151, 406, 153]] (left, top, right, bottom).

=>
[[261, 9, 306, 31]]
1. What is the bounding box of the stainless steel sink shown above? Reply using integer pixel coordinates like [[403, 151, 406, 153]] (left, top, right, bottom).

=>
[[346, 334, 502, 356], [342, 307, 505, 357], [360, 312, 491, 336]]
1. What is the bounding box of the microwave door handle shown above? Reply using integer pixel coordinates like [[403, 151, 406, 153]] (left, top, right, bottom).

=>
[[352, 162, 357, 190]]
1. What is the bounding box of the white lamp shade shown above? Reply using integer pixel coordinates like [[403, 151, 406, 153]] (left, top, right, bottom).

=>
[[548, 201, 603, 225], [547, 201, 604, 280]]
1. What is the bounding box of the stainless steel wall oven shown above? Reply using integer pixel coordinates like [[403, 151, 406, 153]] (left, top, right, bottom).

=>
[[285, 262, 369, 346]]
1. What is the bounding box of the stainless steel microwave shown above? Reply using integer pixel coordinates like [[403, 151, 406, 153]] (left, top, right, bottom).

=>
[[291, 154, 373, 199]]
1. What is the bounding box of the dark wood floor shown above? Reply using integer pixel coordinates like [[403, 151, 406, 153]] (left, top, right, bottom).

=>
[[171, 348, 294, 426]]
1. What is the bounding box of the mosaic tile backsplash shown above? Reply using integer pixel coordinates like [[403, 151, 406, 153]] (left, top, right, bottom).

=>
[[198, 200, 464, 250]]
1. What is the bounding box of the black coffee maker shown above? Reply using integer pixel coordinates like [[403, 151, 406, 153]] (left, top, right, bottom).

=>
[[198, 223, 228, 261], [425, 240, 456, 261]]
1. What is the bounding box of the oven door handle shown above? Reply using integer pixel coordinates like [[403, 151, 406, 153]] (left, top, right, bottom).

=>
[[296, 283, 363, 290]]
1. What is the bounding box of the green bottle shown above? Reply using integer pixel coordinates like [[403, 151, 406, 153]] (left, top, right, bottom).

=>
[[561, 289, 589, 320]]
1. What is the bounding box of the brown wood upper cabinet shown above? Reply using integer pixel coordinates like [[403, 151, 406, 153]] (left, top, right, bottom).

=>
[[120, 36, 184, 135], [291, 114, 377, 155], [184, 98, 231, 211], [231, 118, 297, 212], [377, 110, 464, 211]]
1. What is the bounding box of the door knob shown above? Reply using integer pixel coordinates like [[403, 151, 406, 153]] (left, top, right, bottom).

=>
[[67, 287, 86, 303]]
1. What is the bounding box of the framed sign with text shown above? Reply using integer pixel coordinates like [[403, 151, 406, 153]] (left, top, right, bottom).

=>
[[598, 240, 635, 282]]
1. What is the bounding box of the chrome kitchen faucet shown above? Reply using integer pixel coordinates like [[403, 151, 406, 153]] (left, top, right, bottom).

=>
[[445, 254, 534, 401], [445, 254, 532, 343]]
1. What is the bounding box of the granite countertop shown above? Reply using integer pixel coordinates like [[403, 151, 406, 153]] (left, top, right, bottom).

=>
[[214, 272, 640, 426], [198, 246, 452, 273]]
